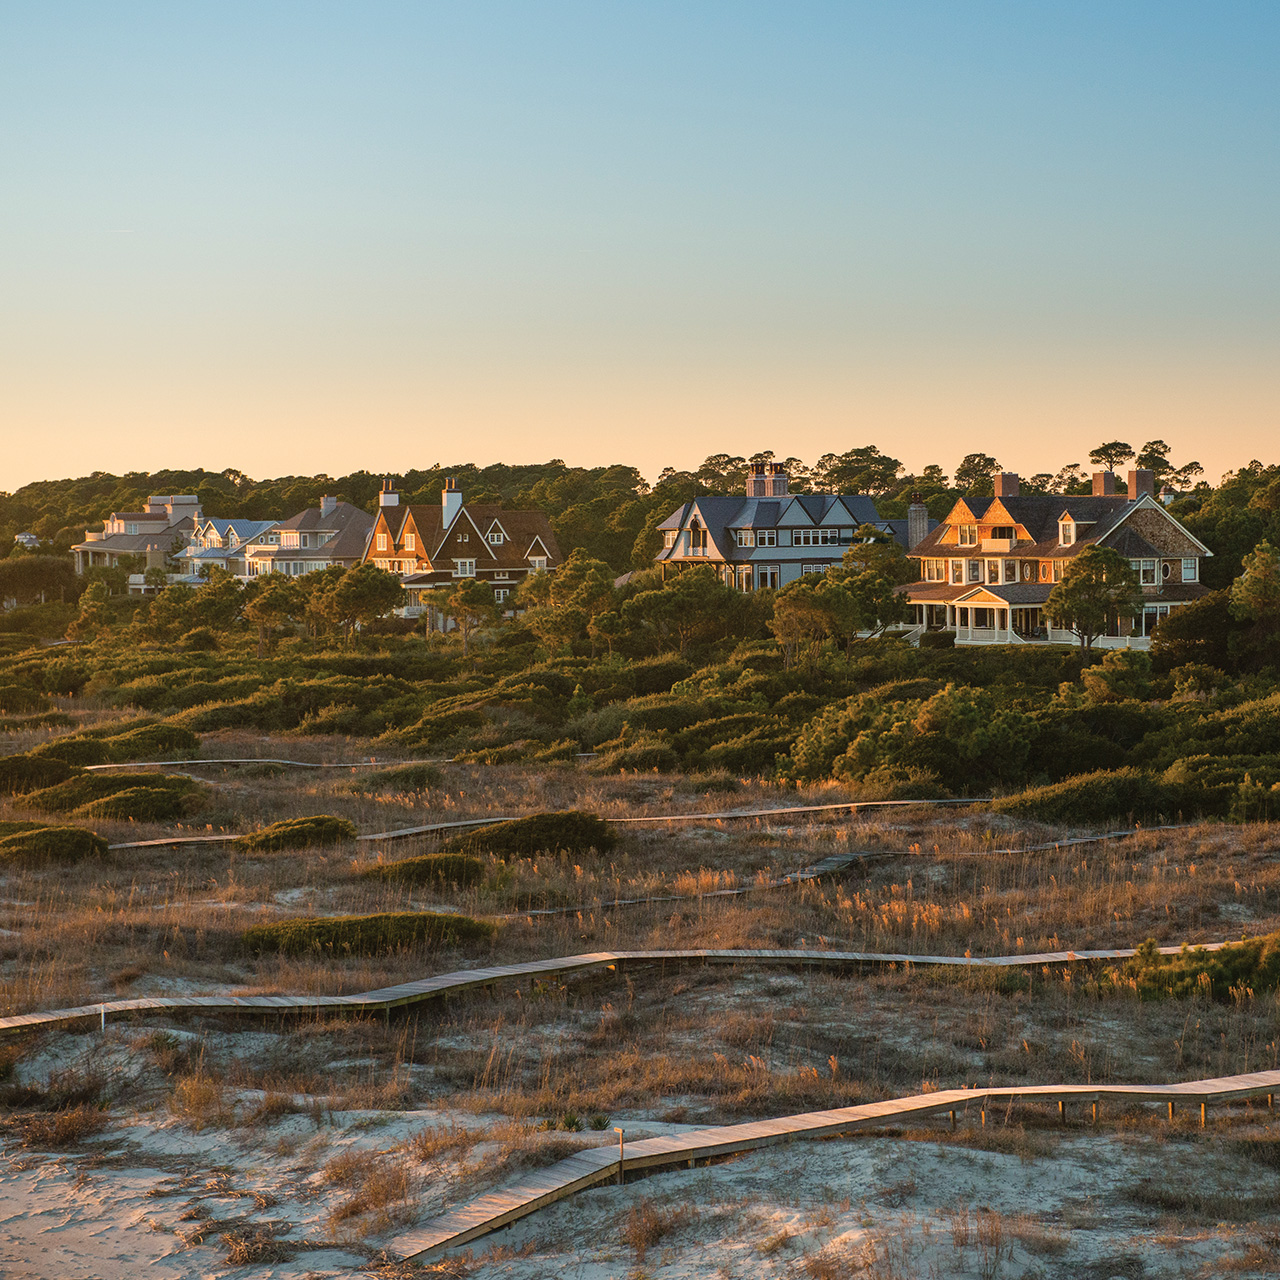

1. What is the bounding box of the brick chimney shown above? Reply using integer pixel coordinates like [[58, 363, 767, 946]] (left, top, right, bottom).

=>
[[993, 472, 1019, 499], [1092, 471, 1116, 496], [768, 462, 789, 496], [319, 494, 337, 517], [907, 492, 929, 550], [1127, 469, 1156, 500], [441, 477, 462, 527], [746, 461, 768, 498]]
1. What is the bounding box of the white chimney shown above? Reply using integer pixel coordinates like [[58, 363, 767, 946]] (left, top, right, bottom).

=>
[[379, 478, 399, 508], [320, 494, 337, 517], [442, 477, 462, 527]]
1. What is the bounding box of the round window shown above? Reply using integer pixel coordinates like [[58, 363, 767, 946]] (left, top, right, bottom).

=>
[[1161, 562, 1172, 580]]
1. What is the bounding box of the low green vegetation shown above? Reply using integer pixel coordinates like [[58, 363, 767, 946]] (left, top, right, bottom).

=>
[[236, 814, 358, 853], [73, 786, 195, 822], [0, 825, 109, 862], [444, 811, 617, 857], [1118, 934, 1280, 1000], [21, 771, 205, 816], [349, 762, 443, 794], [0, 754, 82, 795], [243, 910, 496, 956], [363, 852, 485, 888]]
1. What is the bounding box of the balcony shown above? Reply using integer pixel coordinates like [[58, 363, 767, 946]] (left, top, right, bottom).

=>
[[981, 536, 1016, 552]]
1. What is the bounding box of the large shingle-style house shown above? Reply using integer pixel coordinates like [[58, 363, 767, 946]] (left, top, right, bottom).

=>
[[175, 517, 280, 582], [901, 470, 1212, 648], [244, 497, 374, 577], [73, 495, 204, 585], [655, 461, 926, 590], [363, 479, 562, 609]]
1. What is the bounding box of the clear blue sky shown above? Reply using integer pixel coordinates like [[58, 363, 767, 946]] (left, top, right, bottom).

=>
[[1, 1, 1276, 487]]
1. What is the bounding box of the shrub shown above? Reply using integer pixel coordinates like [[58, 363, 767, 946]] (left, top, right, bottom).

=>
[[0, 754, 81, 795], [990, 768, 1181, 825], [179, 627, 218, 651], [445, 810, 617, 857], [350, 762, 443, 794], [102, 722, 200, 761], [243, 910, 495, 956], [0, 826, 109, 862], [236, 814, 358, 853], [917, 631, 955, 650], [630, 656, 695, 695], [22, 772, 202, 814], [27, 736, 114, 766], [363, 853, 485, 888], [1121, 934, 1280, 1000], [0, 684, 48, 714], [74, 786, 196, 822], [588, 733, 679, 774]]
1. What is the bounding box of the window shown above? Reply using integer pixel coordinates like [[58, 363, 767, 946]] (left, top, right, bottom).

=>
[[454, 559, 476, 577], [951, 560, 964, 584], [494, 588, 510, 603], [924, 559, 946, 582], [405, 533, 416, 552], [494, 571, 509, 580], [1059, 521, 1075, 546], [792, 528, 840, 546], [530, 556, 547, 572], [489, 531, 503, 544], [735, 529, 755, 547], [801, 563, 825, 576], [987, 560, 1000, 584], [1003, 559, 1017, 582], [1053, 560, 1065, 582], [1161, 560, 1172, 581], [958, 524, 977, 545], [459, 531, 469, 542], [663, 530, 677, 548], [376, 533, 388, 552], [756, 529, 777, 547], [967, 559, 981, 583], [300, 534, 309, 549], [1130, 558, 1157, 585], [689, 528, 708, 554], [990, 526, 1015, 541], [1182, 558, 1198, 582]]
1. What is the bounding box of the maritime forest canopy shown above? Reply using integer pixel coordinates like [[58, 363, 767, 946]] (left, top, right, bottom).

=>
[[0, 448, 1279, 826]]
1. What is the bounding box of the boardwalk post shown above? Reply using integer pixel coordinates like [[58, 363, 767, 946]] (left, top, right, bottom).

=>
[[614, 1127, 625, 1186], [1092, 1101, 1098, 1125], [949, 1109, 956, 1130], [1167, 1100, 1175, 1122], [1058, 1100, 1065, 1126], [99, 1004, 105, 1033], [1200, 1102, 1207, 1128], [980, 1106, 986, 1128]]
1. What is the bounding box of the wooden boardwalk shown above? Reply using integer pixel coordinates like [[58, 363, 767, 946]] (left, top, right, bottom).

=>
[[389, 1066, 1280, 1261], [0, 939, 1234, 1038]]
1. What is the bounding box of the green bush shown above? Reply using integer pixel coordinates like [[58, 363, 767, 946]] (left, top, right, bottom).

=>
[[236, 814, 358, 853], [1120, 934, 1280, 1000], [0, 753, 82, 795], [27, 736, 115, 766], [73, 786, 195, 822], [0, 825, 109, 862], [588, 733, 679, 774], [630, 656, 695, 695], [22, 771, 202, 814], [350, 762, 444, 794], [243, 910, 495, 956], [102, 722, 200, 761], [990, 768, 1182, 825], [445, 810, 617, 857], [364, 852, 485, 888], [0, 684, 48, 714], [917, 631, 955, 650]]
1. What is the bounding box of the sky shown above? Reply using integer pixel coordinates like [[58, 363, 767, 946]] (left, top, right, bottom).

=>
[[1, 1, 1277, 490]]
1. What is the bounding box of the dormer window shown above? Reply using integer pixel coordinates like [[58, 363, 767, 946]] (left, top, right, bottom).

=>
[[405, 533, 416, 552], [663, 530, 677, 548], [488, 531, 504, 545], [735, 530, 755, 547], [958, 524, 977, 546], [1059, 520, 1075, 546]]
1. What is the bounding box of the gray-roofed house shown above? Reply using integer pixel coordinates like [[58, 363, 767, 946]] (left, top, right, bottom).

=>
[[901, 469, 1212, 648], [73, 495, 204, 589], [243, 496, 374, 578], [173, 517, 281, 583], [654, 461, 924, 590]]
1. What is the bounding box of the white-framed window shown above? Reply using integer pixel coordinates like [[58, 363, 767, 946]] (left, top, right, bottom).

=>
[[489, 531, 503, 544], [756, 529, 777, 547], [1161, 561, 1172, 581], [987, 560, 1000, 584], [793, 528, 840, 546], [494, 571, 509, 580], [1053, 560, 1066, 581], [460, 531, 469, 542], [689, 529, 708, 554], [800, 562, 825, 576], [1130, 558, 1157, 585], [494, 587, 510, 603], [454, 559, 476, 577], [376, 533, 387, 552], [967, 559, 981, 583], [405, 533, 416, 552], [951, 560, 964, 584], [958, 524, 978, 546], [1059, 520, 1075, 546], [1003, 559, 1017, 582], [1182, 558, 1198, 582], [530, 556, 547, 572], [735, 529, 755, 547], [924, 559, 946, 582], [663, 530, 677, 548], [300, 534, 309, 548]]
